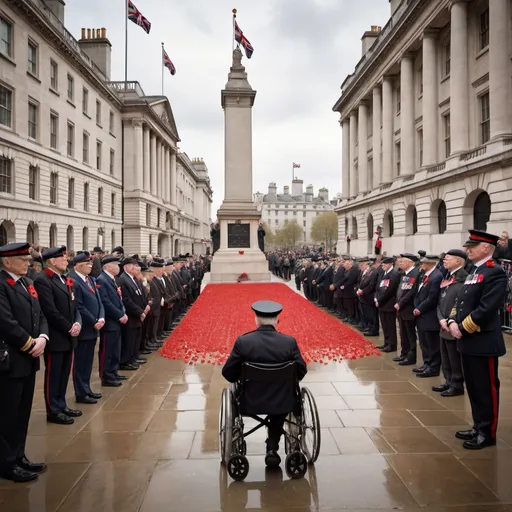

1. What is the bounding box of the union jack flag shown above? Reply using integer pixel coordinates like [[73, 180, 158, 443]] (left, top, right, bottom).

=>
[[127, 0, 151, 34], [163, 47, 176, 76], [293, 163, 301, 169], [234, 21, 254, 59]]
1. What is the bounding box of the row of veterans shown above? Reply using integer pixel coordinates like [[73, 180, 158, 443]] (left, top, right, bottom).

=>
[[0, 243, 206, 483], [293, 230, 507, 451]]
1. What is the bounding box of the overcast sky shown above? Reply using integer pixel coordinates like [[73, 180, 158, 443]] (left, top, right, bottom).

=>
[[66, 0, 390, 215]]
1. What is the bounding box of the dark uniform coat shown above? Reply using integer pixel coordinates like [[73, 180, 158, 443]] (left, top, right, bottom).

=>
[[414, 269, 443, 331], [375, 269, 400, 312], [358, 267, 379, 304], [396, 268, 419, 320]]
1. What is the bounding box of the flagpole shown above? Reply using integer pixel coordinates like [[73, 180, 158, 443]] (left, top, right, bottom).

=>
[[161, 42, 164, 96], [232, 8, 236, 53], [124, 0, 128, 90]]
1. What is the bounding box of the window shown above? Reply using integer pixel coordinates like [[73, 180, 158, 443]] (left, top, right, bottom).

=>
[[67, 122, 75, 157], [28, 165, 38, 200], [96, 141, 102, 170], [49, 172, 58, 204], [109, 149, 115, 175], [0, 157, 13, 194], [96, 100, 101, 126], [303, 221, 306, 227], [28, 102, 37, 140], [50, 59, 58, 90], [146, 203, 151, 226], [438, 201, 447, 234], [444, 42, 451, 77], [479, 92, 490, 144], [157, 208, 161, 228], [0, 17, 13, 57], [83, 182, 89, 211], [68, 178, 75, 208], [27, 41, 37, 75], [109, 111, 114, 134], [479, 9, 489, 50], [67, 74, 74, 101], [82, 132, 89, 163], [473, 191, 491, 231], [395, 142, 401, 176], [98, 187, 103, 214], [418, 66, 423, 96], [418, 129, 423, 167], [0, 84, 12, 128], [443, 114, 451, 157], [50, 112, 58, 149], [396, 86, 401, 113], [82, 87, 88, 114], [111, 193, 115, 217]]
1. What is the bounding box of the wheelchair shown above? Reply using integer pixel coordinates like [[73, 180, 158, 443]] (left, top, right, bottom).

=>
[[219, 361, 321, 481]]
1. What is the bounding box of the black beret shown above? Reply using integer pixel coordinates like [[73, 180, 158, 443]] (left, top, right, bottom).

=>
[[121, 257, 139, 266], [165, 260, 174, 266], [150, 261, 164, 268], [92, 247, 104, 253], [42, 246, 67, 261], [420, 255, 440, 263], [358, 257, 370, 263], [102, 255, 121, 266], [0, 242, 31, 257], [73, 251, 92, 265], [446, 249, 467, 260], [139, 262, 150, 272], [400, 253, 419, 263], [251, 300, 283, 318], [382, 257, 395, 264], [112, 246, 124, 254], [418, 250, 427, 257]]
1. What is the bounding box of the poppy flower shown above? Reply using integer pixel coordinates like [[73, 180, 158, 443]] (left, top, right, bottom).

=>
[[96, 284, 101, 289], [28, 285, 38, 299], [486, 260, 495, 268], [66, 277, 74, 287], [117, 287, 122, 297], [239, 251, 244, 255], [477, 274, 484, 283], [423, 277, 429, 284], [6, 278, 15, 287]]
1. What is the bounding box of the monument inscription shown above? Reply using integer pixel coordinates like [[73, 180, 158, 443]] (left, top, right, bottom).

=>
[[227, 223, 250, 248]]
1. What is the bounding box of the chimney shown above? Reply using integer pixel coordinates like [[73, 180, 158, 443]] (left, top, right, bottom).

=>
[[319, 187, 329, 201], [78, 27, 112, 80], [44, 0, 65, 24], [361, 25, 381, 56], [283, 185, 290, 195], [305, 185, 314, 202], [291, 179, 303, 197], [267, 182, 277, 199]]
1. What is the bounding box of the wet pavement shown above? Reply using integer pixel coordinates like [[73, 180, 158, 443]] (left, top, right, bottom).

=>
[[1, 282, 512, 511]]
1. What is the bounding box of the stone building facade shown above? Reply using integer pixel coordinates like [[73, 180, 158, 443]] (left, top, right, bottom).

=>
[[333, 0, 512, 256], [254, 180, 335, 246], [0, 0, 212, 255]]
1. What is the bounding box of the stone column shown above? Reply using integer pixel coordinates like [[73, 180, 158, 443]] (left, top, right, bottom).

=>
[[150, 133, 157, 195], [400, 55, 414, 175], [143, 125, 150, 192], [372, 86, 382, 186], [422, 31, 438, 165], [450, 0, 469, 153], [164, 147, 170, 203], [156, 139, 162, 198], [490, 0, 512, 139], [133, 119, 143, 191], [358, 102, 369, 193], [341, 118, 350, 199], [382, 76, 394, 184], [349, 111, 358, 198], [170, 150, 177, 205]]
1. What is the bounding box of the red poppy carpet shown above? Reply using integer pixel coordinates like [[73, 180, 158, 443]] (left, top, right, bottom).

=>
[[160, 283, 380, 365]]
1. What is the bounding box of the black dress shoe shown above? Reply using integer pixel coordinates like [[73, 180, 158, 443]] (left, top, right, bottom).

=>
[[1, 465, 38, 483], [376, 344, 387, 350], [120, 364, 138, 371], [392, 356, 405, 362], [432, 384, 450, 393], [381, 346, 397, 353], [264, 450, 281, 467], [398, 359, 416, 366], [76, 396, 97, 405], [63, 407, 83, 417], [412, 365, 427, 373], [463, 435, 496, 450], [135, 359, 147, 365], [365, 332, 379, 337], [88, 391, 103, 400], [140, 349, 152, 355], [47, 412, 74, 425], [455, 428, 478, 441], [416, 370, 440, 378], [114, 374, 128, 380], [102, 379, 122, 387], [17, 457, 47, 473], [441, 387, 464, 397]]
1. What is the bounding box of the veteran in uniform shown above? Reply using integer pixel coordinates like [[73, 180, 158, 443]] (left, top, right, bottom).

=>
[[356, 258, 379, 336], [0, 243, 48, 482], [375, 257, 400, 352], [222, 301, 307, 468], [448, 230, 508, 449]]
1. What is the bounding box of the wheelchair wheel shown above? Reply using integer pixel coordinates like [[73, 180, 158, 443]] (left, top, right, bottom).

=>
[[285, 451, 308, 479], [300, 387, 321, 463], [284, 412, 300, 455], [227, 455, 250, 481], [219, 388, 233, 464]]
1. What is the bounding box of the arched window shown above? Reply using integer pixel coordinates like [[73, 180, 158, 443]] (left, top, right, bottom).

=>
[[405, 205, 418, 235], [82, 227, 89, 251], [367, 214, 374, 240], [351, 217, 358, 239], [344, 218, 349, 238], [383, 210, 394, 237], [49, 224, 57, 247], [473, 192, 491, 231], [0, 223, 7, 246], [438, 201, 447, 234], [97, 228, 104, 248], [111, 229, 116, 249], [66, 226, 74, 250], [27, 222, 37, 245]]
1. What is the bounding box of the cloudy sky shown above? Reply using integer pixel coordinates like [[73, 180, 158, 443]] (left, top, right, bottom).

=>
[[66, 0, 390, 215]]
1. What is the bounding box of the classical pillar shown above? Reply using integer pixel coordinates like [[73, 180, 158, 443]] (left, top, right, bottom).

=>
[[150, 133, 157, 195], [170, 150, 177, 205], [372, 86, 382, 186], [490, 0, 512, 139], [349, 111, 358, 198], [164, 147, 170, 203], [133, 119, 143, 191], [450, 0, 469, 153], [143, 125, 150, 192], [400, 55, 414, 175], [382, 76, 394, 184], [357, 102, 369, 193], [422, 31, 438, 165], [341, 118, 350, 199]]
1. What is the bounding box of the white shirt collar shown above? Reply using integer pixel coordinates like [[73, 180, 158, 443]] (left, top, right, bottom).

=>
[[424, 267, 435, 277], [450, 266, 463, 275], [75, 270, 87, 282], [104, 270, 115, 280], [385, 267, 392, 275], [474, 254, 493, 268], [5, 270, 21, 282], [404, 266, 414, 275]]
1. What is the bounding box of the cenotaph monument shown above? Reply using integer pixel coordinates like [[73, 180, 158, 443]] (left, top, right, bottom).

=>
[[210, 48, 271, 283]]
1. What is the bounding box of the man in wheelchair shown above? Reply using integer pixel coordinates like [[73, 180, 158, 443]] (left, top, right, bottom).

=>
[[222, 300, 307, 468]]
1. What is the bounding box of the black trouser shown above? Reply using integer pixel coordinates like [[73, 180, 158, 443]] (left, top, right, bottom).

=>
[[73, 338, 97, 399], [317, 287, 324, 306], [362, 302, 379, 333], [398, 315, 417, 361], [164, 306, 173, 331], [462, 354, 500, 440], [157, 309, 166, 337], [440, 337, 464, 390], [0, 372, 36, 474], [418, 330, 441, 371], [295, 275, 301, 291], [266, 414, 287, 451], [151, 313, 161, 340], [44, 350, 73, 414], [379, 310, 397, 349], [337, 296, 347, 318], [99, 328, 121, 382], [121, 324, 141, 364], [342, 297, 357, 321]]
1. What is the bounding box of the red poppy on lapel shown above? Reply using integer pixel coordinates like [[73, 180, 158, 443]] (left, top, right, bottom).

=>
[[117, 287, 122, 297], [66, 277, 74, 287], [423, 277, 429, 284], [28, 284, 38, 298], [486, 260, 495, 268], [477, 274, 484, 283], [409, 277, 416, 284], [6, 278, 15, 287], [44, 268, 53, 278], [96, 284, 101, 289]]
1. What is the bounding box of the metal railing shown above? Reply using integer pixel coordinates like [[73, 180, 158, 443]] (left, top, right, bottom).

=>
[[107, 81, 146, 97]]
